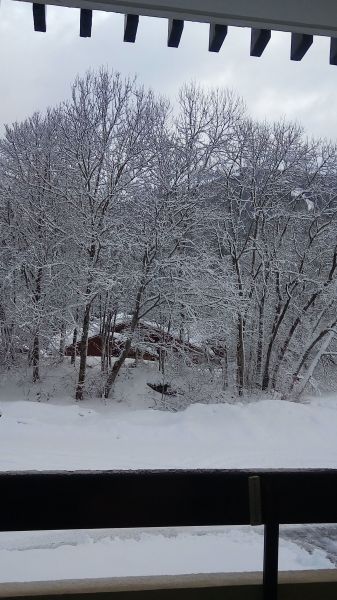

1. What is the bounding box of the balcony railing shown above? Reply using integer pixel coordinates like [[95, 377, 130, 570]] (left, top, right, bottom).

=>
[[0, 469, 337, 599]]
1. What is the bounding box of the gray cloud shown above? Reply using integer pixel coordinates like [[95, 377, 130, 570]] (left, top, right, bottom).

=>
[[1, 0, 336, 140]]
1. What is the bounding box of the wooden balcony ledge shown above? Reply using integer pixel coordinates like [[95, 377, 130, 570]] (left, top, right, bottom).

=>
[[0, 570, 337, 599]]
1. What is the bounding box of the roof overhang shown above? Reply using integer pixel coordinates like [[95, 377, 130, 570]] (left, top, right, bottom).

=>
[[14, 1, 337, 63], [16, 0, 337, 37]]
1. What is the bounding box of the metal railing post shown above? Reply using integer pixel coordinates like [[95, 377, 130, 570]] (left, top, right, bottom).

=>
[[263, 521, 279, 600]]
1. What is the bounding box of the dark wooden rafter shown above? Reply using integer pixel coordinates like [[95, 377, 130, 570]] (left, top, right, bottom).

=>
[[20, 0, 337, 66], [124, 14, 139, 42], [291, 33, 313, 60], [32, 3, 46, 32], [80, 9, 92, 37], [250, 28, 271, 56], [209, 23, 228, 52], [21, 0, 337, 38], [25, 2, 336, 66], [168, 18, 184, 48], [330, 37, 337, 65]]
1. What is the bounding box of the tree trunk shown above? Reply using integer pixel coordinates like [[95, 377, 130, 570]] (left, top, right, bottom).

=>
[[232, 254, 245, 395], [104, 283, 144, 399], [262, 273, 294, 391], [32, 332, 40, 382], [159, 348, 164, 374], [104, 339, 132, 398], [236, 314, 245, 395], [293, 328, 336, 397], [255, 296, 265, 389], [289, 318, 337, 395], [101, 313, 107, 373], [59, 323, 66, 361], [109, 311, 117, 368], [32, 267, 42, 383], [271, 290, 321, 389], [101, 310, 113, 373], [0, 303, 14, 365], [75, 303, 91, 400], [71, 326, 78, 365], [222, 346, 228, 390]]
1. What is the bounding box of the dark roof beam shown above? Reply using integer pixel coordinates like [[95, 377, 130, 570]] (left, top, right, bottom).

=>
[[80, 8, 92, 37], [168, 19, 184, 48], [250, 28, 271, 57], [209, 23, 228, 52], [290, 33, 313, 60], [32, 3, 46, 32], [330, 38, 337, 65], [124, 14, 139, 42]]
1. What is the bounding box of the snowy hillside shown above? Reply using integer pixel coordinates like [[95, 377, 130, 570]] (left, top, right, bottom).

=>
[[1, 360, 337, 471]]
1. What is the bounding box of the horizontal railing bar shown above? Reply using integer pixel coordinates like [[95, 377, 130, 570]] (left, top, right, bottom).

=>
[[1, 571, 337, 599], [1, 469, 337, 531]]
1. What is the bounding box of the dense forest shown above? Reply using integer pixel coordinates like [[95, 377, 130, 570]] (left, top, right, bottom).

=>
[[1, 68, 337, 402]]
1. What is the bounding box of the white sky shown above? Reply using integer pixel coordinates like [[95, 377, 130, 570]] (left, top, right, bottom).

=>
[[1, 0, 337, 140]]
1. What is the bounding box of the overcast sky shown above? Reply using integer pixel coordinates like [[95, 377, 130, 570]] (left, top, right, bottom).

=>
[[1, 0, 337, 140]]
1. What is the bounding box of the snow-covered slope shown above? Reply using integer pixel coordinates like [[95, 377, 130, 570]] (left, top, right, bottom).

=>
[[1, 392, 337, 471]]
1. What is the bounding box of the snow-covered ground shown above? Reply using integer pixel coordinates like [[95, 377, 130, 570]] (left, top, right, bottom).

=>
[[0, 360, 337, 581], [0, 527, 332, 583], [1, 384, 337, 471]]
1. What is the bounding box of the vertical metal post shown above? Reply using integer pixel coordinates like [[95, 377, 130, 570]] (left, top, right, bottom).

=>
[[263, 521, 279, 600]]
